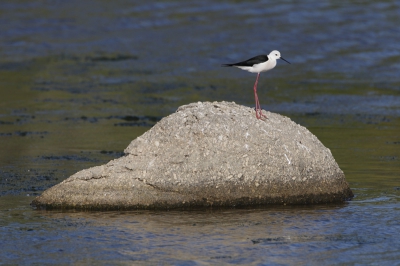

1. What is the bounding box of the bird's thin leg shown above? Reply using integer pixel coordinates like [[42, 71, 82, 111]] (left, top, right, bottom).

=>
[[254, 92, 261, 119], [253, 73, 260, 118], [253, 73, 267, 119]]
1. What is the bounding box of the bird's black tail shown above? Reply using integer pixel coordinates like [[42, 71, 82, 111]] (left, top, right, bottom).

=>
[[221, 64, 234, 67]]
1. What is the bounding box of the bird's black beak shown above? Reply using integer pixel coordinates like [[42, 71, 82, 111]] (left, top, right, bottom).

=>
[[280, 57, 290, 64]]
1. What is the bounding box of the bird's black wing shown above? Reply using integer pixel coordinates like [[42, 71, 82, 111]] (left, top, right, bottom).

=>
[[222, 55, 268, 67]]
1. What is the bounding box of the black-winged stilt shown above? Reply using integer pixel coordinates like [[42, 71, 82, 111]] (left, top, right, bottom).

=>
[[222, 50, 290, 119]]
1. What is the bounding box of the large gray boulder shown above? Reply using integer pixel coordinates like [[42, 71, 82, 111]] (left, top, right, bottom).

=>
[[32, 101, 353, 210]]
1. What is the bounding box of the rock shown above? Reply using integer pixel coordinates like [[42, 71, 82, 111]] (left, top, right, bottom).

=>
[[32, 101, 353, 210]]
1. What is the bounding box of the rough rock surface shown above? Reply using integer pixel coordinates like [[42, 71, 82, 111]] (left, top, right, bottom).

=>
[[32, 101, 353, 210]]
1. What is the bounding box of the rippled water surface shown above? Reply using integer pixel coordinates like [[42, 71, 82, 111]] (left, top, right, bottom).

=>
[[0, 1, 399, 265]]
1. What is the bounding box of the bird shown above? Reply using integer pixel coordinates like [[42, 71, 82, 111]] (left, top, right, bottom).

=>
[[222, 50, 290, 119]]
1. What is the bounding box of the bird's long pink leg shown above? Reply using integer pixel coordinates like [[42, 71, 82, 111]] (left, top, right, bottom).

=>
[[253, 73, 267, 120]]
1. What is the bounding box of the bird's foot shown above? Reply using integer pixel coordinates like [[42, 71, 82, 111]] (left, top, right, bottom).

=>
[[259, 113, 268, 120], [255, 108, 268, 120]]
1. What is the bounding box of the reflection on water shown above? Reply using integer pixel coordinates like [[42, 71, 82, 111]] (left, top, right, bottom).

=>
[[0, 0, 399, 264], [0, 196, 399, 265]]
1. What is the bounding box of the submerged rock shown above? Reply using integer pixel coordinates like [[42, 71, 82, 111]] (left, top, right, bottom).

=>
[[32, 101, 353, 210]]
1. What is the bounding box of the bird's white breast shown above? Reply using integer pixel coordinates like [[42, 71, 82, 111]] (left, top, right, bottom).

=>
[[236, 58, 277, 74]]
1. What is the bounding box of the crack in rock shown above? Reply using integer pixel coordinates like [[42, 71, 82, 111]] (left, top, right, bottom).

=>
[[124, 166, 172, 192]]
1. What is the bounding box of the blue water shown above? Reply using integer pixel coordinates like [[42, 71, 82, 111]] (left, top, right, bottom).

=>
[[0, 1, 399, 265], [1, 196, 399, 265]]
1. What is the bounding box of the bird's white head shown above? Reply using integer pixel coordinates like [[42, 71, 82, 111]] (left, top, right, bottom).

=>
[[269, 50, 281, 60], [269, 50, 290, 64]]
